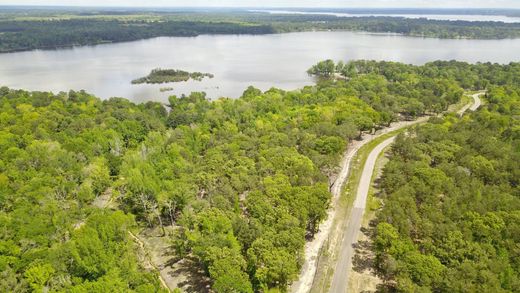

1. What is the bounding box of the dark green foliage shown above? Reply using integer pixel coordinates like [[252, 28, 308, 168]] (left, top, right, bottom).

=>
[[269, 14, 520, 39], [373, 84, 520, 292], [0, 18, 275, 53], [132, 68, 214, 84], [1, 10, 519, 53]]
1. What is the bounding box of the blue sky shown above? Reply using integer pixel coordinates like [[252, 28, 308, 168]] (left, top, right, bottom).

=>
[[0, 0, 519, 8]]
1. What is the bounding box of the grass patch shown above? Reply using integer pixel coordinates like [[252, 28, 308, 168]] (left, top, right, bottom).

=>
[[448, 93, 471, 113], [363, 148, 389, 223]]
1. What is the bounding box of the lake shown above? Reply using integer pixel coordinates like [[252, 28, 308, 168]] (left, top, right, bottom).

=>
[[1, 31, 519, 103]]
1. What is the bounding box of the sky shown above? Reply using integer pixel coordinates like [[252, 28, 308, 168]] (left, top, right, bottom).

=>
[[0, 0, 519, 8]]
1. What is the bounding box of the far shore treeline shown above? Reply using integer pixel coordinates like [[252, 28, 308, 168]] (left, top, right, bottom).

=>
[[1, 9, 520, 53]]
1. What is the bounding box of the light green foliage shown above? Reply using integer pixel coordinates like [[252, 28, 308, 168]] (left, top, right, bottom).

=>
[[68, 211, 133, 279], [248, 238, 299, 290], [0, 88, 165, 291], [24, 263, 55, 291], [307, 59, 336, 77], [83, 157, 111, 196], [208, 247, 253, 293]]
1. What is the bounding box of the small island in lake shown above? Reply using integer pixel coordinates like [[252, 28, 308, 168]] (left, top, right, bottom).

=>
[[132, 68, 214, 84], [159, 87, 174, 92]]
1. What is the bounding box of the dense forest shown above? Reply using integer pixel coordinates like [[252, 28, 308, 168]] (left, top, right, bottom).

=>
[[266, 14, 520, 39], [372, 72, 520, 290], [1, 60, 519, 291], [0, 18, 274, 53], [0, 89, 168, 291], [1, 9, 520, 52]]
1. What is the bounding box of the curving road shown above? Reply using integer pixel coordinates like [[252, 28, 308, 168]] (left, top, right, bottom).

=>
[[469, 92, 483, 111], [328, 93, 483, 293], [457, 92, 484, 116]]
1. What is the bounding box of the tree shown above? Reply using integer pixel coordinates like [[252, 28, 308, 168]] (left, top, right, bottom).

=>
[[24, 264, 54, 292], [307, 59, 336, 77], [247, 239, 299, 290], [207, 247, 253, 293]]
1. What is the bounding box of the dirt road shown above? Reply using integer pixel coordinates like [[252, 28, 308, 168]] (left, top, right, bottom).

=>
[[291, 117, 429, 293], [457, 92, 484, 115], [328, 93, 483, 293], [469, 92, 483, 111], [329, 137, 395, 293]]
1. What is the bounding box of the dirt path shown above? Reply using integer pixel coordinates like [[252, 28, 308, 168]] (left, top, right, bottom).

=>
[[457, 92, 484, 116], [91, 188, 115, 209], [469, 92, 483, 111], [128, 230, 172, 291], [90, 189, 175, 292], [291, 117, 429, 293], [130, 226, 212, 293], [137, 228, 212, 293]]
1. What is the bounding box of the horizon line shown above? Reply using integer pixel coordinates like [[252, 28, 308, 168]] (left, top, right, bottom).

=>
[[0, 5, 519, 10]]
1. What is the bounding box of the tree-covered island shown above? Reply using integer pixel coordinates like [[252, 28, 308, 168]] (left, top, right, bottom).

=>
[[131, 69, 214, 84]]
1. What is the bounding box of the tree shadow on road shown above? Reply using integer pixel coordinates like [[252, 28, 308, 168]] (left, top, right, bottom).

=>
[[352, 225, 378, 275]]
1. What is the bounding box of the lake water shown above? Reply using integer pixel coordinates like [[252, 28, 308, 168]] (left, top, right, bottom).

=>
[[252, 10, 520, 23], [0, 31, 519, 103]]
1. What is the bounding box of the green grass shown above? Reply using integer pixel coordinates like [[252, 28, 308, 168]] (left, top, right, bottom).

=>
[[448, 93, 471, 113], [342, 130, 406, 204], [363, 147, 389, 223]]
